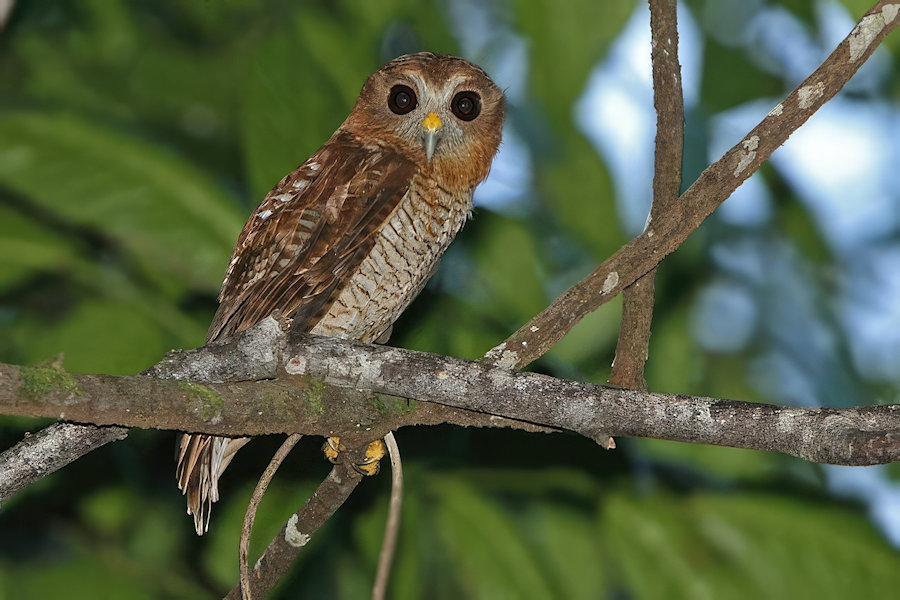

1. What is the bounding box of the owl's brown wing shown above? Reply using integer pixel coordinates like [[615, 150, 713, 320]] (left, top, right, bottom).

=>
[[207, 131, 416, 342], [179, 132, 415, 534]]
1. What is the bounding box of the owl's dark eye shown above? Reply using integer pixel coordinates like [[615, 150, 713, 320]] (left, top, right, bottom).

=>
[[388, 85, 417, 115], [451, 91, 481, 121]]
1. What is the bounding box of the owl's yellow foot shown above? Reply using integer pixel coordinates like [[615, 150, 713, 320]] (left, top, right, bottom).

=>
[[322, 436, 386, 476], [323, 436, 341, 462]]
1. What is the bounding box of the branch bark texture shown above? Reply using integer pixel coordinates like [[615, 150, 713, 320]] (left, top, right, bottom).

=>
[[0, 422, 127, 499], [2, 326, 899, 467]]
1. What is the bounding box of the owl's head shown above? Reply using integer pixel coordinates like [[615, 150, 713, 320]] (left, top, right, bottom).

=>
[[344, 52, 505, 187]]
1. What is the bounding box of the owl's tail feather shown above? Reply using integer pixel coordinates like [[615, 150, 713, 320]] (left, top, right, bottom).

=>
[[177, 433, 249, 535]]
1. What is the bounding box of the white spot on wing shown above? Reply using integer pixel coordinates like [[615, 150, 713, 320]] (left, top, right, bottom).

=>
[[257, 209, 273, 220], [292, 180, 308, 190], [307, 162, 320, 171]]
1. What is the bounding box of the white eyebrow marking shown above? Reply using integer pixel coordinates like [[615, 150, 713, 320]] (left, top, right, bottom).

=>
[[409, 73, 472, 106], [444, 74, 469, 91], [407, 73, 428, 95]]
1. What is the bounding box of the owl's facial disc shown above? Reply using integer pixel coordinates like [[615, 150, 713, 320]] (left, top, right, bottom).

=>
[[421, 112, 443, 161], [348, 53, 504, 173]]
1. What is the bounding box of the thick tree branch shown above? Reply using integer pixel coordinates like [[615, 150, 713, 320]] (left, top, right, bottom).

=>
[[2, 323, 899, 467], [485, 0, 899, 370], [0, 320, 547, 502], [610, 0, 684, 390]]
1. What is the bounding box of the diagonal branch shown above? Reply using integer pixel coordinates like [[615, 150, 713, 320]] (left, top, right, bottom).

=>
[[223, 462, 363, 600], [485, 0, 900, 371], [609, 0, 684, 390], [0, 422, 127, 499]]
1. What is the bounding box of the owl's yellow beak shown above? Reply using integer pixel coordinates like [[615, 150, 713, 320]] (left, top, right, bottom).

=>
[[422, 112, 442, 162]]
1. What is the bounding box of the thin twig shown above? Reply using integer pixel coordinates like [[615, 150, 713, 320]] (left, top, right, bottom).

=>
[[0, 0, 14, 32], [239, 433, 302, 600], [223, 462, 363, 600], [372, 431, 403, 600]]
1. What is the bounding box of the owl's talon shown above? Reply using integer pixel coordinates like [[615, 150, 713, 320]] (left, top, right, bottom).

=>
[[353, 439, 386, 476], [323, 436, 342, 464], [321, 437, 385, 475]]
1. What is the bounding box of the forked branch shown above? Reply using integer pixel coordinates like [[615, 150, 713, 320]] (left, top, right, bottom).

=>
[[485, 0, 900, 370]]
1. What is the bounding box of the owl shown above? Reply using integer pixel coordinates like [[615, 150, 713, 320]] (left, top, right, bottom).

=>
[[176, 52, 505, 534]]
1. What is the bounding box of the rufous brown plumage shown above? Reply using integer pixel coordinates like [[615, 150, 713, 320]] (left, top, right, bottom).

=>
[[177, 52, 505, 534]]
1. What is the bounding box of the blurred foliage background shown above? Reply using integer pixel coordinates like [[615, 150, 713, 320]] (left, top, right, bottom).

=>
[[1, 0, 899, 598]]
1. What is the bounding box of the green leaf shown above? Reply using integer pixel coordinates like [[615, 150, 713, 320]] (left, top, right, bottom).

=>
[[539, 135, 622, 260], [80, 486, 137, 535], [701, 39, 782, 113], [0, 112, 244, 295], [394, 294, 505, 360], [431, 475, 555, 600], [15, 300, 167, 375], [603, 491, 900, 599], [527, 504, 606, 600], [513, 1, 631, 128], [202, 477, 318, 590], [646, 301, 700, 393], [0, 204, 76, 291], [127, 503, 187, 567], [635, 437, 780, 480], [545, 296, 620, 368], [3, 558, 156, 600], [239, 21, 348, 200], [469, 212, 547, 325]]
